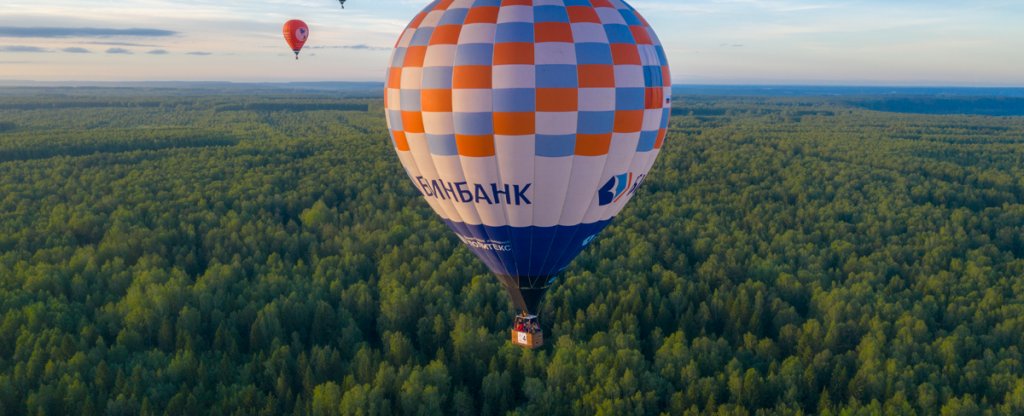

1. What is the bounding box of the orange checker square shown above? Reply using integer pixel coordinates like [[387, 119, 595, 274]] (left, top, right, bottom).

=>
[[654, 128, 668, 149], [421, 89, 453, 112], [645, 87, 664, 110], [630, 26, 653, 44], [536, 88, 579, 112], [408, 11, 428, 29], [493, 112, 535, 135], [614, 110, 644, 132], [535, 22, 574, 43], [387, 68, 402, 88], [456, 134, 496, 157], [501, 0, 532, 5], [453, 66, 492, 89], [662, 66, 672, 85], [637, 13, 651, 27], [465, 6, 499, 24], [610, 44, 642, 65], [494, 43, 535, 65], [401, 111, 425, 133], [430, 25, 462, 45], [578, 65, 615, 88], [590, 0, 615, 8], [403, 46, 427, 67], [434, 0, 454, 10], [392, 130, 410, 151], [575, 133, 612, 156], [567, 6, 601, 23]]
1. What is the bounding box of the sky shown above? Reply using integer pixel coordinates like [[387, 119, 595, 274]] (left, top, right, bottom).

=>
[[0, 0, 1022, 86]]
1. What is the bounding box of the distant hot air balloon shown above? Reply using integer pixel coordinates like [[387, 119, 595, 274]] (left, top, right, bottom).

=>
[[385, 0, 671, 348], [282, 20, 309, 59], [338, 0, 346, 9]]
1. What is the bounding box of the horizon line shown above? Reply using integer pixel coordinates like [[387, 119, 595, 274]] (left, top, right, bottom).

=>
[[2, 80, 1024, 89]]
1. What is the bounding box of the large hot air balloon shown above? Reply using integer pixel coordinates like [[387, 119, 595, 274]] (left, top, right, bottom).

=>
[[283, 20, 310, 59], [385, 0, 670, 348]]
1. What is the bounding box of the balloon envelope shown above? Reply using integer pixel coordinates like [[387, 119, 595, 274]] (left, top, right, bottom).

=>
[[385, 0, 671, 314], [283, 20, 310, 57]]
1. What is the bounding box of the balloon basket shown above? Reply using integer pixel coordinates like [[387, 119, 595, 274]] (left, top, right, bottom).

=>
[[511, 314, 544, 349]]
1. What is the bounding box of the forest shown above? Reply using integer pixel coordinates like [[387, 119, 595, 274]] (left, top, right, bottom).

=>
[[1, 87, 1023, 415]]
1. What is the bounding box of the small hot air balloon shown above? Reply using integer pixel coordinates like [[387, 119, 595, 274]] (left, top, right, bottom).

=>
[[282, 20, 309, 59], [338, 0, 346, 9], [385, 0, 671, 348]]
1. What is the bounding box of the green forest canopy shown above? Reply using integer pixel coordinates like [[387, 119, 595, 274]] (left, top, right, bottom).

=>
[[0, 89, 1023, 415]]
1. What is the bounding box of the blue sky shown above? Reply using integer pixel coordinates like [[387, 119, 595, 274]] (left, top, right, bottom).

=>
[[1, 0, 1022, 85]]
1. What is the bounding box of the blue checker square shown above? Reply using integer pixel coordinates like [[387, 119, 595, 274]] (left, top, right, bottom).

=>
[[643, 66, 663, 87], [578, 111, 615, 134], [534, 6, 570, 23], [656, 45, 668, 63], [421, 67, 454, 89], [439, 8, 469, 25], [388, 110, 403, 130], [637, 130, 658, 152], [575, 43, 614, 65], [390, 48, 407, 67], [472, 0, 501, 6], [536, 134, 576, 157], [604, 24, 634, 43], [661, 108, 671, 128], [619, 10, 642, 25], [495, 22, 535, 43], [409, 28, 434, 46], [615, 88, 646, 110], [454, 43, 494, 65], [427, 134, 459, 156], [400, 90, 422, 111], [493, 89, 536, 112], [453, 112, 494, 135], [536, 65, 579, 88], [563, 0, 591, 5]]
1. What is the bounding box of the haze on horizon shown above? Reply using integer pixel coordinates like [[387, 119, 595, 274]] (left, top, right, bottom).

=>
[[1, 0, 1022, 86]]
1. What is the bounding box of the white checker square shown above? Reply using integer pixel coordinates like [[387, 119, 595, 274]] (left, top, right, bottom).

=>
[[578, 88, 616, 111], [421, 112, 455, 135], [497, 6, 533, 23], [536, 112, 579, 135], [420, 10, 445, 28], [492, 65, 536, 89], [459, 23, 496, 44], [452, 89, 493, 113], [423, 44, 457, 67], [613, 65, 644, 88], [571, 23, 609, 44], [596, 8, 627, 25], [535, 43, 577, 65], [400, 67, 423, 89]]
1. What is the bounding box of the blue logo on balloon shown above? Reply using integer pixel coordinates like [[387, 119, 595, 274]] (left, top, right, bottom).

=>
[[598, 172, 649, 206], [598, 173, 632, 206]]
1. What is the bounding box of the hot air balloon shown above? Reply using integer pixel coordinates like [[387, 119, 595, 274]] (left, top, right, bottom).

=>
[[385, 0, 671, 348], [338, 0, 346, 9], [282, 20, 309, 59]]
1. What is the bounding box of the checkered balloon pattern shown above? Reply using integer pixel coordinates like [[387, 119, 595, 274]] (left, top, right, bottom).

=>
[[385, 0, 671, 280]]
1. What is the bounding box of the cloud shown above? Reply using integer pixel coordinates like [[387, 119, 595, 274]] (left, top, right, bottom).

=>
[[308, 44, 390, 51], [62, 47, 91, 53], [106, 47, 133, 54], [186, 51, 212, 56], [0, 26, 177, 38], [146, 49, 169, 55], [0, 45, 50, 53], [81, 41, 160, 47]]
